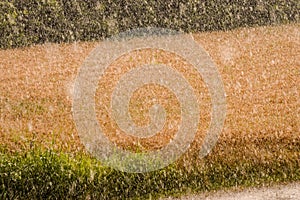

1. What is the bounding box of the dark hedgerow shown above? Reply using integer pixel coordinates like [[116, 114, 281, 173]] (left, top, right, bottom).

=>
[[0, 0, 299, 49]]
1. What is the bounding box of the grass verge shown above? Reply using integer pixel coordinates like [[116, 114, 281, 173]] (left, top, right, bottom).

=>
[[1, 138, 299, 199]]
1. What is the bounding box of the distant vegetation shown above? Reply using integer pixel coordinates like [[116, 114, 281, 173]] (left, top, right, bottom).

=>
[[0, 0, 299, 48]]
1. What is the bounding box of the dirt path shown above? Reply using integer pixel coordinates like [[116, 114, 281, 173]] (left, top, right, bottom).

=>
[[162, 182, 300, 200]]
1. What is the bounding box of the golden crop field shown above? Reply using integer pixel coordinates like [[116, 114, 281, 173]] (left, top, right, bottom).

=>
[[0, 23, 299, 165]]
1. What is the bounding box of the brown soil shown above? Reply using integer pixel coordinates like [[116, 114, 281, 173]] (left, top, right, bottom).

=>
[[0, 24, 299, 158]]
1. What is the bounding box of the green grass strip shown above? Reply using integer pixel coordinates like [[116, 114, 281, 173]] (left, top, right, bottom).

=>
[[1, 141, 299, 199]]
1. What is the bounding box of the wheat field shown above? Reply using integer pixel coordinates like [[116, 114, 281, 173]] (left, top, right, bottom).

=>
[[0, 24, 299, 165]]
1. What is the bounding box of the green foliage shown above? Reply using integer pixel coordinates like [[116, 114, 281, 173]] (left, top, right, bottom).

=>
[[0, 0, 299, 49], [1, 147, 299, 199]]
